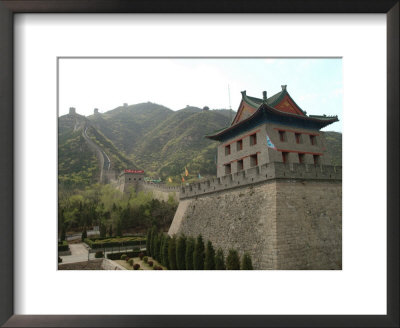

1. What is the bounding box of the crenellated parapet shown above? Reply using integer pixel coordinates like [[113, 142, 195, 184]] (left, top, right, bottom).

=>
[[180, 162, 341, 199], [141, 182, 181, 193]]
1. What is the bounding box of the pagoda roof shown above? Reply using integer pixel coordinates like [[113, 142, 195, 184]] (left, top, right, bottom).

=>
[[207, 86, 338, 141]]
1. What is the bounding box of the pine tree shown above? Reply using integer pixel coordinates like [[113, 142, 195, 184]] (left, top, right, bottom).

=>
[[146, 228, 152, 256], [204, 240, 215, 270], [108, 225, 113, 237], [185, 237, 195, 270], [176, 235, 187, 270], [81, 226, 87, 241], [163, 235, 170, 268], [193, 235, 205, 270], [226, 249, 240, 270], [168, 236, 177, 270], [241, 253, 253, 270], [215, 248, 226, 270], [154, 233, 161, 261]]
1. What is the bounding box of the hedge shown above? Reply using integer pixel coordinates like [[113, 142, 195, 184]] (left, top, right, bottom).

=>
[[58, 241, 69, 252], [84, 236, 146, 249], [106, 251, 147, 261]]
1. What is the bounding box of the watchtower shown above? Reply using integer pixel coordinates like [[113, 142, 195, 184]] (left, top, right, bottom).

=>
[[206, 86, 338, 178], [117, 169, 145, 193], [69, 107, 76, 115]]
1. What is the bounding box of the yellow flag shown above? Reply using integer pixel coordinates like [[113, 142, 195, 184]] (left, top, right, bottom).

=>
[[185, 167, 189, 176], [168, 177, 172, 183]]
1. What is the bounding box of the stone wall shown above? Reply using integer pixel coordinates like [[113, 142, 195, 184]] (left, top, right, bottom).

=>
[[180, 162, 341, 200], [138, 183, 180, 202], [169, 179, 341, 270]]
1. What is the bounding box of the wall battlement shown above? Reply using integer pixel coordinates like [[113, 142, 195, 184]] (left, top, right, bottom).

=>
[[180, 162, 341, 199]]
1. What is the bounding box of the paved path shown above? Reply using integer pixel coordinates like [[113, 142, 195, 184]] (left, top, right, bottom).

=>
[[60, 243, 95, 264]]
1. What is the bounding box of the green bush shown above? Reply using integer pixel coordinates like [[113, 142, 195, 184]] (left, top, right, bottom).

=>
[[106, 251, 145, 260], [58, 241, 69, 252], [241, 253, 253, 270], [176, 235, 187, 270], [128, 258, 134, 266], [143, 256, 148, 263], [226, 249, 240, 270], [193, 235, 205, 270], [204, 241, 215, 270], [95, 251, 104, 258], [185, 237, 195, 270], [215, 249, 226, 270], [121, 254, 127, 260], [84, 236, 146, 249], [139, 252, 144, 260]]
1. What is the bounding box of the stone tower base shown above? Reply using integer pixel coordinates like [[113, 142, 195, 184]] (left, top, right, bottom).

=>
[[168, 179, 342, 270]]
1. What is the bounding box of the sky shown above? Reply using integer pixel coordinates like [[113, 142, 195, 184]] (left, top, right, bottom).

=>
[[59, 58, 342, 132]]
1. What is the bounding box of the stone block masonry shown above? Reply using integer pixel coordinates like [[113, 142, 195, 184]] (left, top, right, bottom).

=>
[[169, 178, 341, 270]]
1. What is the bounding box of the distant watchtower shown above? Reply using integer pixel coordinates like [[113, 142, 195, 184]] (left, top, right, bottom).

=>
[[94, 108, 99, 114], [69, 107, 76, 115], [206, 86, 339, 178], [117, 169, 145, 193]]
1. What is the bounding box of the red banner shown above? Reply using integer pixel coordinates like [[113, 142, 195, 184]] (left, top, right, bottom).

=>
[[124, 169, 144, 174]]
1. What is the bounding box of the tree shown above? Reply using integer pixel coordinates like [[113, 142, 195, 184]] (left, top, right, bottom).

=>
[[60, 224, 66, 242], [215, 249, 225, 270], [168, 236, 177, 270], [226, 249, 240, 270], [154, 233, 161, 261], [116, 219, 122, 237], [108, 225, 113, 237], [162, 235, 170, 268], [176, 235, 187, 270], [185, 237, 195, 270], [204, 240, 215, 270], [81, 226, 87, 241], [193, 235, 205, 270], [100, 223, 107, 238], [241, 253, 253, 270]]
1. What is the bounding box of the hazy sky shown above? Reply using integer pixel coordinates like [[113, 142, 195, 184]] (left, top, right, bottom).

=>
[[59, 58, 342, 132]]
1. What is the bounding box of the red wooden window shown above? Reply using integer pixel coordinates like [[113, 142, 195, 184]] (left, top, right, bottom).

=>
[[313, 155, 320, 165], [250, 154, 258, 167], [225, 144, 231, 155], [237, 159, 244, 171], [279, 130, 286, 142], [225, 163, 231, 174], [282, 152, 288, 163], [250, 133, 257, 146], [310, 135, 316, 145], [298, 153, 305, 164], [295, 133, 301, 144], [237, 139, 243, 151]]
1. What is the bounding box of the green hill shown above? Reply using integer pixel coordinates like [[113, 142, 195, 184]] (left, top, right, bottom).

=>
[[58, 102, 342, 188]]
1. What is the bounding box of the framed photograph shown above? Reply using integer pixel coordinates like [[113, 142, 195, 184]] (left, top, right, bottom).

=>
[[0, 1, 398, 327]]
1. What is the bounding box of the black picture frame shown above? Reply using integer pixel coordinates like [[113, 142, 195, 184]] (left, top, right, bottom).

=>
[[0, 1, 398, 327]]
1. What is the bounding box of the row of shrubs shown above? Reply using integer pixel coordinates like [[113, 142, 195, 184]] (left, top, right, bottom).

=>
[[146, 227, 253, 270], [58, 241, 69, 252], [105, 250, 147, 261], [84, 236, 146, 249]]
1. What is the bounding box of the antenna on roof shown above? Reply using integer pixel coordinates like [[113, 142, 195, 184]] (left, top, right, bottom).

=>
[[228, 84, 232, 122]]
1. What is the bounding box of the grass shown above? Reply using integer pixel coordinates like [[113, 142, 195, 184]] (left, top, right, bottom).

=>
[[114, 257, 167, 270]]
